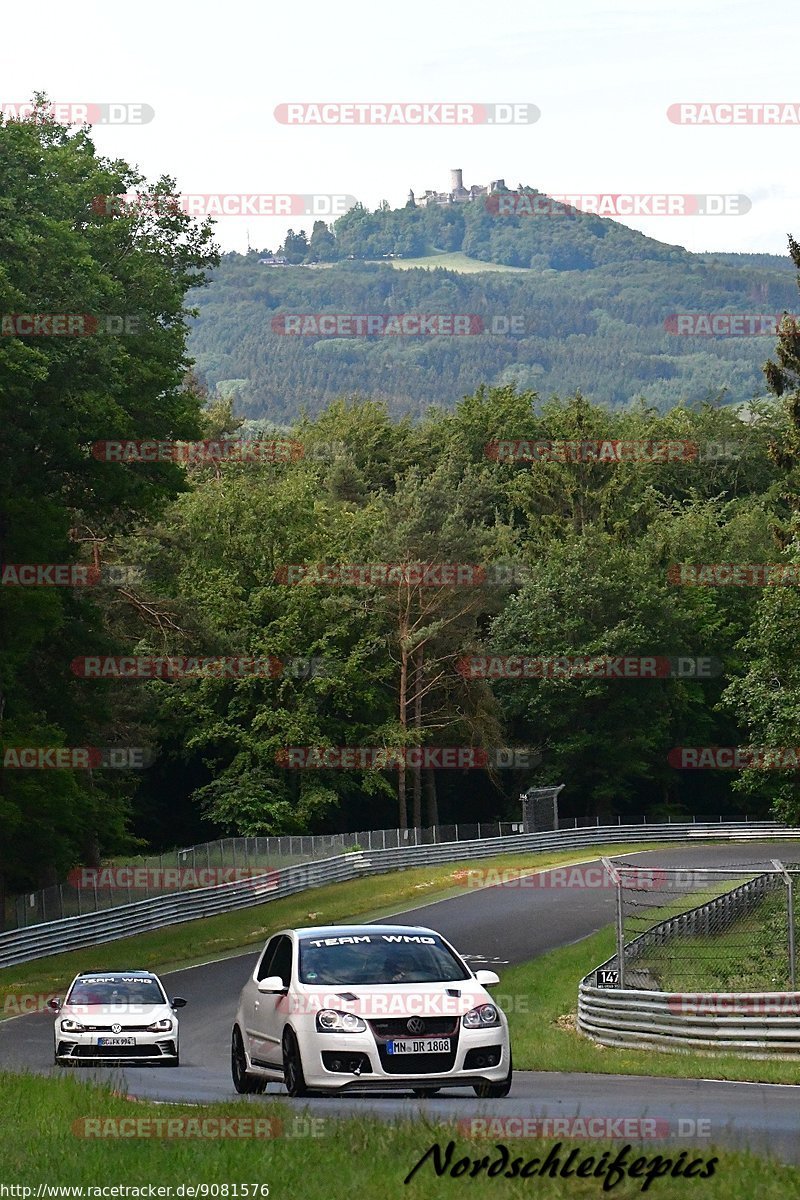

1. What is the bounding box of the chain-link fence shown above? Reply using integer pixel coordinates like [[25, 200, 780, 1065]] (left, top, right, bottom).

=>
[[605, 859, 800, 992], [4, 812, 759, 932], [4, 822, 522, 930]]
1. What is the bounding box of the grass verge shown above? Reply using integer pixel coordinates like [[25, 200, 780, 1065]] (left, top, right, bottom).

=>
[[503, 926, 800, 1083], [372, 250, 532, 273], [639, 891, 791, 992], [0, 843, 660, 1014], [1, 1072, 795, 1198]]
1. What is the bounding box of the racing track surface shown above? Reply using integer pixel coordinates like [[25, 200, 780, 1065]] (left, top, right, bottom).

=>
[[2, 842, 799, 1163]]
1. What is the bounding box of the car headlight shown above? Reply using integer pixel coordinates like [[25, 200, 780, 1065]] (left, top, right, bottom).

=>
[[146, 1018, 174, 1032], [462, 1004, 500, 1029], [315, 1009, 367, 1033], [59, 1019, 86, 1032]]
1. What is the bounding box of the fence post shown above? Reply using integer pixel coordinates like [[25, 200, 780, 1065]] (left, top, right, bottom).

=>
[[603, 858, 625, 989], [773, 860, 796, 989]]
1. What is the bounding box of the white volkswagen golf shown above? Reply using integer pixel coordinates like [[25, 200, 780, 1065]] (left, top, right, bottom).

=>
[[231, 924, 512, 1097], [51, 970, 186, 1066]]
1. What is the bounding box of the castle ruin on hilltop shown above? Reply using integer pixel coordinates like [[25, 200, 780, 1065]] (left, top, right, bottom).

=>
[[409, 168, 508, 207]]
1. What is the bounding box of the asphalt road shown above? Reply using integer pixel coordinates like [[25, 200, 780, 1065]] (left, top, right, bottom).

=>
[[2, 842, 799, 1163]]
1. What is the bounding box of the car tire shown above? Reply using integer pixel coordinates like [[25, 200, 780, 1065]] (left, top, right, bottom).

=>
[[412, 1088, 441, 1097], [163, 1055, 180, 1067], [473, 1051, 512, 1098], [282, 1028, 310, 1098], [231, 1027, 266, 1094]]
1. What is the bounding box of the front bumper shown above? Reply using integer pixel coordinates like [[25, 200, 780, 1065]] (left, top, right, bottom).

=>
[[55, 1033, 178, 1064], [298, 1022, 509, 1090]]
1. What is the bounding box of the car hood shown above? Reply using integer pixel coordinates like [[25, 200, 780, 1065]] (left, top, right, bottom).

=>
[[58, 1003, 174, 1025], [283, 979, 494, 1021]]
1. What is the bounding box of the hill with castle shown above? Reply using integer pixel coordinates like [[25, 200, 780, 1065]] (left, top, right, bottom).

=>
[[187, 170, 798, 420]]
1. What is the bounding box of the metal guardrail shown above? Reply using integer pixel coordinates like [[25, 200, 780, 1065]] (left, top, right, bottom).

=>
[[579, 865, 800, 1057], [0, 820, 796, 970]]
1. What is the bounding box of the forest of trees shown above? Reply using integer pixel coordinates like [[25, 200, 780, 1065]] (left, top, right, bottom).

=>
[[188, 228, 798, 417], [4, 106, 800, 911]]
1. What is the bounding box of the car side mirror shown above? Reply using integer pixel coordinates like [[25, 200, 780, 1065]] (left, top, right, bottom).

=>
[[257, 975, 287, 993], [171, 997, 188, 1008], [48, 997, 62, 1012], [474, 969, 500, 987]]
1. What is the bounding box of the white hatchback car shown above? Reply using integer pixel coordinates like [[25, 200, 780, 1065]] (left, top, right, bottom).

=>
[[51, 970, 186, 1066], [231, 924, 512, 1096]]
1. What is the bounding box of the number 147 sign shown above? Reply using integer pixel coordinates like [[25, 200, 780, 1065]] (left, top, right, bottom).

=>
[[596, 969, 619, 988]]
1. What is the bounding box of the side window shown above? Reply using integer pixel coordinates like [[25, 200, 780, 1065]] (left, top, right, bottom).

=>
[[268, 936, 293, 987], [256, 936, 281, 981]]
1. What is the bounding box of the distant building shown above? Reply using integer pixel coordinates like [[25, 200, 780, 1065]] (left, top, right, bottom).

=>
[[413, 169, 508, 207], [258, 255, 289, 265]]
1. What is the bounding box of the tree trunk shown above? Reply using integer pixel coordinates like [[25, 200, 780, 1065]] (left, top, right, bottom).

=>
[[398, 640, 408, 829], [412, 645, 423, 829], [424, 768, 439, 827]]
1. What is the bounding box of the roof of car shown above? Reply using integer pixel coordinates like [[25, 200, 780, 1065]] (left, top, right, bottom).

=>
[[76, 969, 156, 978], [294, 924, 437, 939]]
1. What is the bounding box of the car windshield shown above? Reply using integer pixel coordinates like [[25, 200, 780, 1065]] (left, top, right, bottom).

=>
[[67, 977, 165, 1006], [298, 933, 471, 984]]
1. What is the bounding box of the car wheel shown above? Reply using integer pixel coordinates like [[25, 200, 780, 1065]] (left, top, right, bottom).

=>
[[231, 1027, 266, 1094], [473, 1051, 512, 1098], [282, 1028, 310, 1098], [163, 1055, 180, 1067], [412, 1088, 440, 1097]]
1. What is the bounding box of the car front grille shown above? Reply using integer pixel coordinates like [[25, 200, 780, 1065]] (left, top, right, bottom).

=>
[[368, 1017, 459, 1039], [57, 1042, 174, 1060]]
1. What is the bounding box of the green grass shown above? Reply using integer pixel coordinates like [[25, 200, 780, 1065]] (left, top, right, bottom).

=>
[[637, 891, 793, 992], [1, 1072, 795, 1198], [367, 250, 532, 274], [503, 925, 800, 1083], [0, 844, 661, 1014]]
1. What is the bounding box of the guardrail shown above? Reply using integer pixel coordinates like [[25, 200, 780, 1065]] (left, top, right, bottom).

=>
[[578, 978, 800, 1056], [579, 865, 800, 1056], [1, 821, 797, 970]]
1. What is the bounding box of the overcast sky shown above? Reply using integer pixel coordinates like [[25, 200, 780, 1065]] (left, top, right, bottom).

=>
[[4, 0, 796, 257]]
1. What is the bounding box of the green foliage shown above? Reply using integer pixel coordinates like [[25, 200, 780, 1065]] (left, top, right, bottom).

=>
[[0, 99, 219, 894], [188, 234, 798, 418]]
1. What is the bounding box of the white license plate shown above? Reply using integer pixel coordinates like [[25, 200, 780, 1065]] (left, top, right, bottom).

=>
[[97, 1037, 135, 1046], [387, 1038, 450, 1055]]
